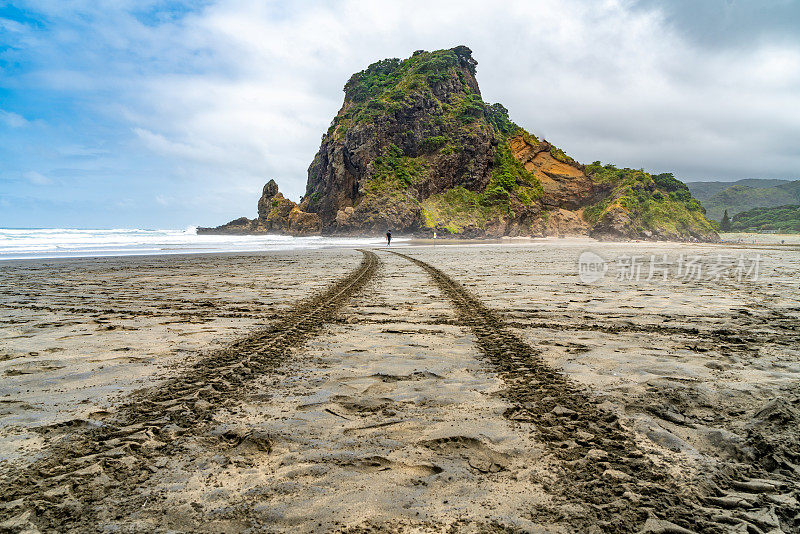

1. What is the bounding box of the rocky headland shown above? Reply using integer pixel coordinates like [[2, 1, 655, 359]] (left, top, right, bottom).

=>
[[200, 46, 718, 242]]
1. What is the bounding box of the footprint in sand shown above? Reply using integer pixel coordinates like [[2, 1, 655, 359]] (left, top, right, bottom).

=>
[[0, 400, 37, 415], [370, 371, 443, 382], [420, 436, 511, 474], [3, 360, 65, 376], [332, 394, 397, 414], [344, 455, 443, 476]]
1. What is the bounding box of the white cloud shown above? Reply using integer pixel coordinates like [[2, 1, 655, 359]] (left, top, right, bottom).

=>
[[24, 171, 53, 185], [0, 17, 28, 33], [112, 0, 800, 194], [133, 127, 227, 164], [4, 0, 800, 227], [0, 110, 31, 128]]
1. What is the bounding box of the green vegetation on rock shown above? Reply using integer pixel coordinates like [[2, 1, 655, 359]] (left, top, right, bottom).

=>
[[484, 141, 542, 209], [419, 138, 546, 233], [421, 186, 499, 234], [584, 163, 715, 239], [485, 103, 517, 135], [333, 47, 518, 157], [421, 136, 448, 152], [366, 144, 427, 192], [331, 47, 485, 140]]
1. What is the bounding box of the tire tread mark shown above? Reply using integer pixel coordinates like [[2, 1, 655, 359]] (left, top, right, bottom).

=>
[[0, 250, 380, 533], [391, 250, 726, 534]]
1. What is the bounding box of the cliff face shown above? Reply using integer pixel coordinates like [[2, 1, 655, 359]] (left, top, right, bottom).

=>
[[202, 46, 719, 242], [299, 46, 496, 233]]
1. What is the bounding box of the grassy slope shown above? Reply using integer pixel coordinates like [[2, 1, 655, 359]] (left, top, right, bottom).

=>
[[702, 183, 799, 221], [730, 205, 800, 232], [584, 164, 717, 238], [686, 179, 792, 201]]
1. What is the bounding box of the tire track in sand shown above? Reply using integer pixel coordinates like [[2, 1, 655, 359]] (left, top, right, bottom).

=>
[[390, 251, 777, 534], [0, 250, 380, 533]]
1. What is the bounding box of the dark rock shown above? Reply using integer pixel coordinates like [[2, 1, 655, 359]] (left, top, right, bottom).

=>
[[257, 179, 281, 219], [197, 216, 255, 235]]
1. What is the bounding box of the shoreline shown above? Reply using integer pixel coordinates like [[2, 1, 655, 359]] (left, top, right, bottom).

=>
[[3, 231, 799, 262]]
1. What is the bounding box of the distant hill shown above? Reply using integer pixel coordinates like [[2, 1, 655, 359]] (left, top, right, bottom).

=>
[[687, 179, 791, 201], [730, 205, 800, 233], [686, 179, 800, 222]]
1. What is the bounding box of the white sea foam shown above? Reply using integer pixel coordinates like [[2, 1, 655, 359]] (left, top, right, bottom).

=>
[[0, 227, 397, 260]]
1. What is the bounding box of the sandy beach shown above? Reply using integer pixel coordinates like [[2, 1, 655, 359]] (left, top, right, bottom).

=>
[[1, 239, 799, 533]]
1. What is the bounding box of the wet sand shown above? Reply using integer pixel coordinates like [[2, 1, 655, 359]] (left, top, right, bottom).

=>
[[0, 252, 356, 464], [0, 240, 798, 533]]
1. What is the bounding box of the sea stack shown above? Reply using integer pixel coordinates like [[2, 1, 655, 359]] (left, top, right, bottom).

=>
[[198, 179, 321, 236]]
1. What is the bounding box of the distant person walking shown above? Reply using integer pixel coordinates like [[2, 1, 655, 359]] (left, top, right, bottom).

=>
[[386, 230, 392, 247]]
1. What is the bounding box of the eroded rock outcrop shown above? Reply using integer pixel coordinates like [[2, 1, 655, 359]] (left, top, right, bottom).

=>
[[198, 179, 321, 236]]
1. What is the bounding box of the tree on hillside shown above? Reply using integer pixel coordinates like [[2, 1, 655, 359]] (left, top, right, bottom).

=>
[[720, 209, 732, 232]]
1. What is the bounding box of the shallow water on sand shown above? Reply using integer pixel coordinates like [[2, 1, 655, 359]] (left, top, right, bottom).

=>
[[0, 227, 397, 260]]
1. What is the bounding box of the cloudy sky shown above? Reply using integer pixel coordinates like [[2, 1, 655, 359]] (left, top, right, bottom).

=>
[[1, 0, 799, 228]]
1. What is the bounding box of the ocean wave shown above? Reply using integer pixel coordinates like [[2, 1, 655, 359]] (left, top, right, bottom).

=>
[[0, 228, 396, 260]]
